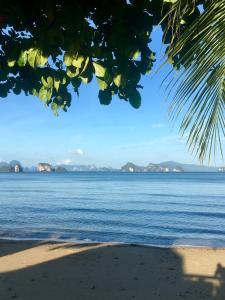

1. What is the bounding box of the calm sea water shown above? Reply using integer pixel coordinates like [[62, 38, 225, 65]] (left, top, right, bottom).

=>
[[0, 172, 225, 247]]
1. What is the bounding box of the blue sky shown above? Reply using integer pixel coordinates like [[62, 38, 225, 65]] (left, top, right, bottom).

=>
[[0, 28, 224, 168]]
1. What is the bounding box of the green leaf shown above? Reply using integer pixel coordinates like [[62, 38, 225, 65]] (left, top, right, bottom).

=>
[[132, 50, 140, 60], [32, 88, 39, 97], [72, 55, 85, 68], [93, 62, 106, 77], [97, 78, 108, 90], [47, 77, 53, 88], [36, 50, 48, 66], [163, 0, 178, 3], [41, 76, 48, 87], [150, 52, 156, 60], [80, 76, 89, 84], [81, 57, 90, 74], [98, 90, 112, 105], [51, 102, 59, 116], [17, 51, 27, 67], [79, 69, 93, 84], [41, 76, 53, 88], [7, 59, 16, 67], [113, 74, 122, 87], [104, 71, 112, 84], [114, 74, 126, 88], [64, 53, 73, 66], [54, 78, 60, 91], [61, 77, 67, 85], [40, 54, 48, 66], [129, 89, 141, 109], [47, 88, 52, 100], [39, 86, 49, 102], [28, 48, 38, 68], [66, 67, 79, 78], [71, 77, 81, 93]]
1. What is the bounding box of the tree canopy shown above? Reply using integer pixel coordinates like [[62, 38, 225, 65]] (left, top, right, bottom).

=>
[[0, 0, 203, 109], [0, 0, 224, 161]]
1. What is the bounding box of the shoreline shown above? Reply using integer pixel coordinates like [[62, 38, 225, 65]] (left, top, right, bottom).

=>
[[1, 239, 225, 299], [1, 237, 225, 249]]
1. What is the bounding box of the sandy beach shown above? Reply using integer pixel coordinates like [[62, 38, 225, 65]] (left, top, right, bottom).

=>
[[0, 240, 225, 299]]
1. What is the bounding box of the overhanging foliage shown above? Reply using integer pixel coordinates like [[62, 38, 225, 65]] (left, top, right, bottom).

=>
[[0, 0, 224, 161], [0, 0, 202, 112]]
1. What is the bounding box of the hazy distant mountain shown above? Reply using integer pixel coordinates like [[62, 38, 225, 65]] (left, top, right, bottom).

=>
[[37, 163, 54, 172], [121, 162, 145, 172], [121, 162, 184, 172], [0, 160, 220, 173], [55, 166, 67, 172], [0, 161, 9, 168], [121, 161, 219, 172], [58, 164, 97, 171], [58, 164, 118, 172], [9, 160, 21, 167], [159, 161, 218, 172], [0, 161, 11, 172], [0, 160, 23, 172]]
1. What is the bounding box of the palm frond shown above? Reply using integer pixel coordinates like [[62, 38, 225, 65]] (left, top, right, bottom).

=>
[[160, 0, 197, 44], [165, 0, 225, 162]]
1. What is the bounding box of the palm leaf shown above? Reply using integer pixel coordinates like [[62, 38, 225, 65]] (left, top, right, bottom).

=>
[[165, 0, 225, 162]]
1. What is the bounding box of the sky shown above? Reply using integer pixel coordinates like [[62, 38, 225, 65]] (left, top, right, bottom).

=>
[[0, 28, 224, 168]]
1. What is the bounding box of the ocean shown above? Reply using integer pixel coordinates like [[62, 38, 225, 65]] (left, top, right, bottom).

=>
[[0, 172, 224, 247]]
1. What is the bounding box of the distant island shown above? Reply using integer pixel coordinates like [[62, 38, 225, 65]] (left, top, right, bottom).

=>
[[0, 160, 224, 173], [121, 162, 184, 172], [121, 161, 224, 173], [0, 160, 23, 173], [36, 163, 67, 173]]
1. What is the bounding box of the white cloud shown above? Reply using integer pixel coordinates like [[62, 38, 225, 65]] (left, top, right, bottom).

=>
[[69, 148, 84, 156], [151, 123, 165, 128]]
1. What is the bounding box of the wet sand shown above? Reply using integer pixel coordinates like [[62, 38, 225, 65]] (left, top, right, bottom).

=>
[[0, 240, 225, 299]]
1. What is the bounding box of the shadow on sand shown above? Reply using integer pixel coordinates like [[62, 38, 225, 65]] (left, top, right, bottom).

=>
[[0, 240, 225, 300]]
